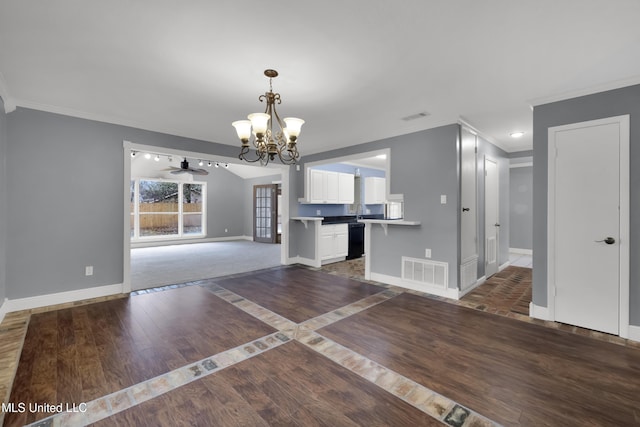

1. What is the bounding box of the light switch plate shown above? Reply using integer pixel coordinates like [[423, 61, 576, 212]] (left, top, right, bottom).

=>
[[440, 195, 447, 204]]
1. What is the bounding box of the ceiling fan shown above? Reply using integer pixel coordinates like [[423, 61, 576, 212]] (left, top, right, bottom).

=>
[[167, 158, 209, 176]]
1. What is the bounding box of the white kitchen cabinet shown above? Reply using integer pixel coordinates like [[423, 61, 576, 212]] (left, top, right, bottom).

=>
[[364, 177, 386, 204], [320, 223, 348, 261], [338, 173, 355, 203], [307, 169, 354, 204]]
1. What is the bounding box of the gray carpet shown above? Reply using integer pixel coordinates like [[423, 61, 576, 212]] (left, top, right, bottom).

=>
[[130, 240, 282, 290]]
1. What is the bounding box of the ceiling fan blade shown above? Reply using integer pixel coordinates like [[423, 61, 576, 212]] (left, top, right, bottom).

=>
[[189, 168, 209, 175]]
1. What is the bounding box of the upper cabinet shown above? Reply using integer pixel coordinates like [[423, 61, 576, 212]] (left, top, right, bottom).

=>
[[364, 176, 386, 204], [306, 169, 354, 204]]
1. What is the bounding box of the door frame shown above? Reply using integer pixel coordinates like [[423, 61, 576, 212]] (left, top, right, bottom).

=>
[[253, 183, 278, 243], [122, 141, 290, 293], [484, 155, 499, 278], [547, 115, 629, 338]]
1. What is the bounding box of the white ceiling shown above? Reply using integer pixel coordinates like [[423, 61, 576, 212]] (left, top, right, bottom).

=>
[[1, 1, 640, 155]]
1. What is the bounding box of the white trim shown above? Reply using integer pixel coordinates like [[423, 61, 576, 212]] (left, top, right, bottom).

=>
[[458, 117, 509, 153], [528, 76, 640, 107], [288, 256, 321, 268], [529, 302, 551, 321], [499, 261, 510, 272], [124, 140, 290, 292], [0, 72, 16, 113], [547, 115, 630, 338], [131, 235, 250, 249], [484, 155, 500, 277], [298, 147, 404, 204], [458, 275, 487, 298], [509, 248, 532, 255], [509, 162, 533, 169], [370, 272, 459, 300], [0, 298, 9, 324], [628, 325, 640, 343], [2, 283, 123, 314]]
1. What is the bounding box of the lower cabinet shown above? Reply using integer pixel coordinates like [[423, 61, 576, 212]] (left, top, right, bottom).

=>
[[320, 224, 348, 262]]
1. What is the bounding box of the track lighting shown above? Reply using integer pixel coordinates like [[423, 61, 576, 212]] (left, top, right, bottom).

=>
[[154, 155, 160, 162], [144, 153, 151, 160], [131, 151, 137, 157], [198, 160, 204, 166], [214, 162, 220, 168]]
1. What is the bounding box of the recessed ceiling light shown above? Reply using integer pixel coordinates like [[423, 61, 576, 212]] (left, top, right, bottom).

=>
[[376, 154, 387, 159], [510, 131, 525, 138]]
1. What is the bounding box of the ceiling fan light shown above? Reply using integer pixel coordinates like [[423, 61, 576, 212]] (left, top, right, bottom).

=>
[[232, 120, 252, 142]]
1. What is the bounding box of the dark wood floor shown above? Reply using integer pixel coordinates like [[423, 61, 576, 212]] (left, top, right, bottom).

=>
[[213, 266, 381, 323], [320, 292, 640, 426], [92, 341, 440, 427], [4, 286, 275, 426], [3, 265, 640, 426]]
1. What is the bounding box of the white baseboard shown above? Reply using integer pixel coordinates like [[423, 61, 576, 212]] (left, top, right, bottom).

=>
[[289, 256, 321, 268], [131, 235, 250, 249], [509, 248, 533, 255], [2, 283, 124, 314], [458, 275, 486, 298], [529, 302, 551, 321], [498, 261, 510, 272], [0, 297, 9, 324], [370, 272, 459, 300], [628, 325, 640, 343]]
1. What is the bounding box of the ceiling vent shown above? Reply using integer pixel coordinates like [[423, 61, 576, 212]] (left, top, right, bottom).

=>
[[401, 111, 430, 121]]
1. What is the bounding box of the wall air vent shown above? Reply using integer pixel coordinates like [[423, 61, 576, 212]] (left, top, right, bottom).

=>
[[401, 112, 430, 121], [402, 257, 448, 289]]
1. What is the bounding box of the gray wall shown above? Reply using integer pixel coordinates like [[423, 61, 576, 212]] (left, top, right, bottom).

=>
[[532, 84, 640, 326], [0, 99, 7, 305], [6, 107, 239, 300], [476, 136, 510, 278], [509, 164, 533, 250], [243, 174, 281, 237], [291, 124, 461, 288]]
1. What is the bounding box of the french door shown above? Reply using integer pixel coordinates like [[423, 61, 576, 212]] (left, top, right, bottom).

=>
[[254, 184, 278, 243]]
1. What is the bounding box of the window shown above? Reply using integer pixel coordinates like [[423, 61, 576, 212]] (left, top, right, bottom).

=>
[[130, 179, 206, 240]]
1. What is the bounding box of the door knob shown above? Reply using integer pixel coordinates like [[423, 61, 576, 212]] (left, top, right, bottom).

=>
[[495, 223, 500, 227], [462, 207, 470, 212], [595, 237, 615, 245]]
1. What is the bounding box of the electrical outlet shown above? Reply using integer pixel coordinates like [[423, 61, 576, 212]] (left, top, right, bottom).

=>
[[85, 266, 93, 276], [425, 249, 431, 258], [225, 228, 228, 233], [316, 209, 321, 215]]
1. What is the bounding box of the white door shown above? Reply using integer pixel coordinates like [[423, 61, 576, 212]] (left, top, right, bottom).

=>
[[461, 129, 477, 262], [485, 157, 499, 277], [549, 116, 629, 335]]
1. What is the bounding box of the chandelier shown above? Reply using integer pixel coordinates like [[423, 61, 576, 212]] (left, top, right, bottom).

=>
[[232, 69, 304, 165]]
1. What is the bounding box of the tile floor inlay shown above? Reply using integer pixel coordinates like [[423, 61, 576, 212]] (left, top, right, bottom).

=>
[[19, 273, 501, 427]]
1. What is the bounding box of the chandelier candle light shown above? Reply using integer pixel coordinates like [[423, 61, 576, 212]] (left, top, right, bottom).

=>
[[232, 69, 304, 165]]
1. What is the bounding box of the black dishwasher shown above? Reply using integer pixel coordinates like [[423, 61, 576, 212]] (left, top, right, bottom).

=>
[[347, 222, 365, 260]]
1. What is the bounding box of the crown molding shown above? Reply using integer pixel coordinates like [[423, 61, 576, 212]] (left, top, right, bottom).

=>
[[527, 75, 640, 107], [458, 116, 511, 153], [0, 73, 16, 113]]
